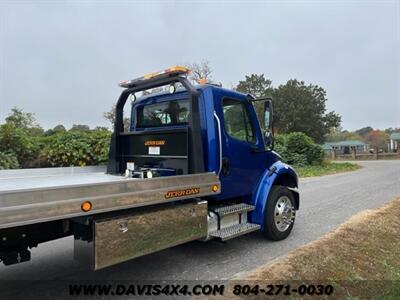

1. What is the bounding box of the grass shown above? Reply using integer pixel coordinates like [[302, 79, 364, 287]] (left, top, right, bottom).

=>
[[237, 197, 400, 299], [296, 161, 361, 177]]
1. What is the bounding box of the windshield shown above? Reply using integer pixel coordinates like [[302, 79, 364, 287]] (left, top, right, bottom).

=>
[[136, 99, 190, 128]]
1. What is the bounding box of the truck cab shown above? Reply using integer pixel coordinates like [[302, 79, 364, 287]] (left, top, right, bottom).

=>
[[129, 85, 275, 199], [108, 66, 299, 241]]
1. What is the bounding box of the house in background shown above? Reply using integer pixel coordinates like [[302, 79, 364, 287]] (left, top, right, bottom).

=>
[[323, 140, 369, 155], [389, 132, 400, 152]]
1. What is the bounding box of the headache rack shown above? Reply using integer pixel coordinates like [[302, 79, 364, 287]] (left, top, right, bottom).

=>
[[107, 66, 205, 176]]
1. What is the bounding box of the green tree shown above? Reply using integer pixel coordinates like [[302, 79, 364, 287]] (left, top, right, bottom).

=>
[[5, 107, 43, 136], [274, 132, 325, 166], [53, 124, 66, 133], [70, 124, 90, 132], [5, 107, 36, 129], [89, 129, 111, 164], [103, 104, 130, 131], [236, 74, 273, 125], [44, 124, 67, 136], [94, 126, 109, 131], [236, 74, 273, 98], [365, 130, 389, 152], [384, 127, 400, 134], [325, 129, 363, 142], [41, 130, 111, 167], [0, 151, 20, 169], [0, 124, 39, 166], [355, 126, 373, 137], [272, 79, 341, 143]]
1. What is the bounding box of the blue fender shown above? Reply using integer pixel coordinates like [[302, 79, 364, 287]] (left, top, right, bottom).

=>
[[250, 160, 299, 230]]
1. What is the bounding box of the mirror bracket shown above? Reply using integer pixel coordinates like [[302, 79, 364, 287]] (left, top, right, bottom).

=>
[[264, 99, 274, 151]]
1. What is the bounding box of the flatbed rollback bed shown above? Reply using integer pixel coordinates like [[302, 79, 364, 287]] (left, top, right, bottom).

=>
[[0, 66, 299, 270], [0, 167, 218, 269]]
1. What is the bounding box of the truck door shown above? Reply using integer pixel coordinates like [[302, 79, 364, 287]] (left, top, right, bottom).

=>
[[217, 96, 268, 199]]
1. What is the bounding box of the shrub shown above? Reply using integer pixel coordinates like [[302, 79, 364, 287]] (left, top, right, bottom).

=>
[[0, 151, 20, 169], [88, 129, 112, 165], [40, 130, 111, 167], [274, 132, 324, 166], [0, 124, 40, 167]]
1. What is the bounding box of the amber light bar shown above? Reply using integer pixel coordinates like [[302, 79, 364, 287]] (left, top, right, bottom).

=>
[[119, 66, 191, 88]]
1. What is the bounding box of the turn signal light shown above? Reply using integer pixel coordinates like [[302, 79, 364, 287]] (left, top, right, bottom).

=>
[[212, 185, 219, 192], [81, 201, 92, 212]]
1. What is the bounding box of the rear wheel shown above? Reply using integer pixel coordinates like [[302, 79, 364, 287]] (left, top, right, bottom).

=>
[[263, 185, 296, 241]]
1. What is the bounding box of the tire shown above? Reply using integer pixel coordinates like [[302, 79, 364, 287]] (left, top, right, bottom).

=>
[[263, 185, 296, 241]]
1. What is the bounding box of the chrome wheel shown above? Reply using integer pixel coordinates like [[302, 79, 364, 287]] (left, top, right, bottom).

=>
[[274, 196, 295, 232]]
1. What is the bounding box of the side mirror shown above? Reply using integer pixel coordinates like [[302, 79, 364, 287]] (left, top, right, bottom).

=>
[[264, 99, 274, 150], [249, 96, 274, 151]]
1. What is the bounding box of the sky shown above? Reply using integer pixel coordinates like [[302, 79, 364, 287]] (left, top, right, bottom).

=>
[[0, 0, 399, 131]]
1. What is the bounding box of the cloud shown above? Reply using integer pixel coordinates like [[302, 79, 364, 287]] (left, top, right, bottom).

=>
[[0, 0, 398, 130]]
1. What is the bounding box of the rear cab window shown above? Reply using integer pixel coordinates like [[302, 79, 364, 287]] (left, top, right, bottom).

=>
[[136, 99, 190, 128]]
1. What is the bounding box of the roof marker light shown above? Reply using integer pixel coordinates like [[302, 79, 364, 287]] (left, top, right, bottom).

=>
[[198, 78, 207, 85]]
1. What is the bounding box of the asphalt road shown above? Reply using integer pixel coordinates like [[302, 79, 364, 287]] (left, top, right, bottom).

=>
[[1, 161, 399, 284]]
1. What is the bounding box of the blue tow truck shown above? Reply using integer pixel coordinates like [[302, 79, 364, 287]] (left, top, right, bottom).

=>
[[0, 66, 299, 270]]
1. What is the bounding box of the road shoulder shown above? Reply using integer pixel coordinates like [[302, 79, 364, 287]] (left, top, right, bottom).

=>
[[236, 197, 400, 298]]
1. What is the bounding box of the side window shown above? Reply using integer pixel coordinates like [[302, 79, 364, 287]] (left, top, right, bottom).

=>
[[222, 98, 256, 143]]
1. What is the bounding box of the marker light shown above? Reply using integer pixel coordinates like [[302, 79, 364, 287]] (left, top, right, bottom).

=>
[[146, 170, 153, 179], [169, 84, 176, 94], [81, 201, 92, 212], [212, 185, 219, 192], [198, 78, 207, 85]]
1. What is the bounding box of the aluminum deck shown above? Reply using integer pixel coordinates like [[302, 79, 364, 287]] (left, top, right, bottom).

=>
[[0, 166, 126, 192], [0, 167, 220, 229]]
